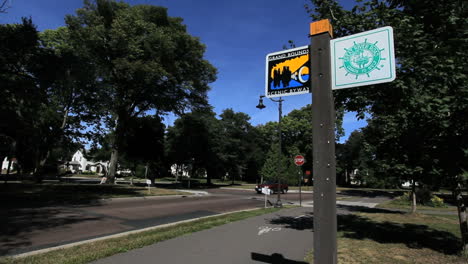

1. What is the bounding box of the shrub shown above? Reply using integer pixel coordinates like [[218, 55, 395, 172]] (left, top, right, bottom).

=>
[[416, 187, 432, 204], [428, 195, 446, 207]]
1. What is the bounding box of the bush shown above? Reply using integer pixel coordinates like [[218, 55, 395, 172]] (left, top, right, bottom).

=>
[[81, 171, 97, 175], [416, 187, 432, 204], [428, 195, 446, 207]]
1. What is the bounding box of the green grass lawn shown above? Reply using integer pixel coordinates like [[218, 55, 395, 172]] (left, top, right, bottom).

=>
[[376, 195, 458, 212], [0, 208, 281, 264], [306, 212, 466, 263], [0, 182, 188, 208]]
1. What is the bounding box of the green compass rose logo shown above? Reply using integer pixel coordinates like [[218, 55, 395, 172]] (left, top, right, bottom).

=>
[[339, 39, 386, 79]]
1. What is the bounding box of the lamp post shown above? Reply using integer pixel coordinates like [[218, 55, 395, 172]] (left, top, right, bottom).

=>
[[256, 95, 283, 208]]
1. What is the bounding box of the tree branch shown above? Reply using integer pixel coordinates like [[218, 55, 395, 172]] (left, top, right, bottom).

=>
[[0, 0, 10, 13]]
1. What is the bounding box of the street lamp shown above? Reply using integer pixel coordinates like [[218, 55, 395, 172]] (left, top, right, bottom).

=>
[[256, 95, 284, 208]]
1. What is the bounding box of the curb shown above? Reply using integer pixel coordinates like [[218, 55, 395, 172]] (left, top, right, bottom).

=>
[[10, 207, 269, 259], [97, 190, 209, 203], [220, 187, 313, 194]]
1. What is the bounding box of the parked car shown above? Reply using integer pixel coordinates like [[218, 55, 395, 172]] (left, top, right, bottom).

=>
[[255, 181, 288, 194]]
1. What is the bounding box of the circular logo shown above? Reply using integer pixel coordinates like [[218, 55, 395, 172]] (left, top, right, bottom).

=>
[[340, 40, 383, 79]]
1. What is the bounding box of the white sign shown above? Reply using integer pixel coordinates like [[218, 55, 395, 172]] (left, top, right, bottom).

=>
[[146, 179, 151, 185], [330, 26, 396, 90], [261, 187, 272, 195]]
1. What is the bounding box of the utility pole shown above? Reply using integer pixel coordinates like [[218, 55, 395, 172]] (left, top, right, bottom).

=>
[[310, 19, 337, 264]]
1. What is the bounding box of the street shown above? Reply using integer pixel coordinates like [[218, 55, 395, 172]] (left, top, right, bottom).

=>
[[0, 187, 388, 257]]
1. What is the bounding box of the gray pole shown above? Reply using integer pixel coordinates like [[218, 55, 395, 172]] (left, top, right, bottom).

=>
[[299, 170, 302, 207], [310, 22, 337, 263], [276, 98, 283, 207]]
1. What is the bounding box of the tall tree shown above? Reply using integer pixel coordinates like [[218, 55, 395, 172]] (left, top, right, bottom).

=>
[[166, 109, 222, 185], [120, 116, 166, 183], [307, 0, 467, 252], [65, 0, 217, 182], [219, 109, 257, 183], [0, 18, 84, 179]]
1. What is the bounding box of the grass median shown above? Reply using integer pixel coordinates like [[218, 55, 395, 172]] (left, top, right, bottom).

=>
[[305, 212, 467, 264], [0, 207, 281, 264]]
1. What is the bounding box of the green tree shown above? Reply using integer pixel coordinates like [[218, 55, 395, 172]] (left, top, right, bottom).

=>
[[0, 18, 89, 179], [307, 0, 467, 252], [166, 109, 222, 185], [260, 143, 298, 186], [120, 116, 166, 183], [65, 0, 217, 182], [219, 109, 259, 183]]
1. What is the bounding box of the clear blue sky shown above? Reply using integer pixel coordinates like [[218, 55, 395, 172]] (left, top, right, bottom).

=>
[[0, 0, 366, 142]]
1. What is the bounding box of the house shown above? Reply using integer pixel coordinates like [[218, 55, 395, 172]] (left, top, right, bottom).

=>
[[1, 157, 17, 172], [63, 150, 109, 175]]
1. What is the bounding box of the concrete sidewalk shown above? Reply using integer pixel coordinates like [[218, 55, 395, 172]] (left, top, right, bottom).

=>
[[91, 207, 313, 264]]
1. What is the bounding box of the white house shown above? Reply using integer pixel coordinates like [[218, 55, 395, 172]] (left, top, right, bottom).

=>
[[64, 150, 108, 175], [2, 157, 17, 172]]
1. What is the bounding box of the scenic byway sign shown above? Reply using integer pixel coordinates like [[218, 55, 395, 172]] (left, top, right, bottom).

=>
[[330, 26, 395, 90], [265, 46, 310, 98]]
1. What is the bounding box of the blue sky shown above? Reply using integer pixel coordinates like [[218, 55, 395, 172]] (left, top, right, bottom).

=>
[[0, 0, 366, 142]]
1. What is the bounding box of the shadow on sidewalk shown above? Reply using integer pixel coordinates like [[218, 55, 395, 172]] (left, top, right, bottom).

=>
[[251, 252, 308, 264]]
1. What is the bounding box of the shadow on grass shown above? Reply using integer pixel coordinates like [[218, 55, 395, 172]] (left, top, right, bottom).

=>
[[338, 214, 461, 255], [268, 208, 460, 255], [338, 189, 403, 198], [337, 204, 404, 214]]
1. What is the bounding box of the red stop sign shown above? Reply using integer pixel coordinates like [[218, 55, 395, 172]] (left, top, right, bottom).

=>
[[294, 155, 305, 166]]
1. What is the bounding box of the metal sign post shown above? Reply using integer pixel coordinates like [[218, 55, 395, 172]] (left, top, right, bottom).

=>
[[294, 155, 305, 207], [310, 19, 337, 264]]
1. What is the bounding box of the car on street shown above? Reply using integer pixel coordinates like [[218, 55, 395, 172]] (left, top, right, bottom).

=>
[[255, 181, 288, 194]]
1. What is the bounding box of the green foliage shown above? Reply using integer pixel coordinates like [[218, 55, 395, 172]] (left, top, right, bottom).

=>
[[260, 144, 300, 185], [307, 0, 467, 190], [64, 0, 217, 177]]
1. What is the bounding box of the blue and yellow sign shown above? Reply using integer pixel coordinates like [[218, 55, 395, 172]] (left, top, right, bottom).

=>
[[265, 46, 310, 98]]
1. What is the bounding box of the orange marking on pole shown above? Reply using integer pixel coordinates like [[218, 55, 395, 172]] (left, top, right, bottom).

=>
[[310, 19, 333, 37]]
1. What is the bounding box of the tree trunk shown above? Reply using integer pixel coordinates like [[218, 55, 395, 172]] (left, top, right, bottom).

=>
[[345, 169, 349, 186], [411, 179, 417, 214], [206, 166, 213, 186], [454, 182, 468, 255], [108, 148, 118, 184]]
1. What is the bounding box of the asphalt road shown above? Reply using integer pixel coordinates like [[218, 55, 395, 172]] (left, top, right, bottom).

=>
[[0, 187, 390, 257], [0, 189, 278, 256]]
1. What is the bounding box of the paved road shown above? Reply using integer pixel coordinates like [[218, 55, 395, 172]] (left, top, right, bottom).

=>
[[92, 206, 315, 264], [0, 187, 391, 257], [0, 191, 263, 256]]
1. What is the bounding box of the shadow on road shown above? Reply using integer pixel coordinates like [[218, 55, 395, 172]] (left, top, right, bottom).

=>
[[268, 212, 314, 231], [251, 252, 308, 264], [0, 207, 101, 255]]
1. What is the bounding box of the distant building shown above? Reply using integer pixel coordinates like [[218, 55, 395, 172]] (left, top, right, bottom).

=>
[[62, 150, 109, 175], [1, 157, 17, 172]]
